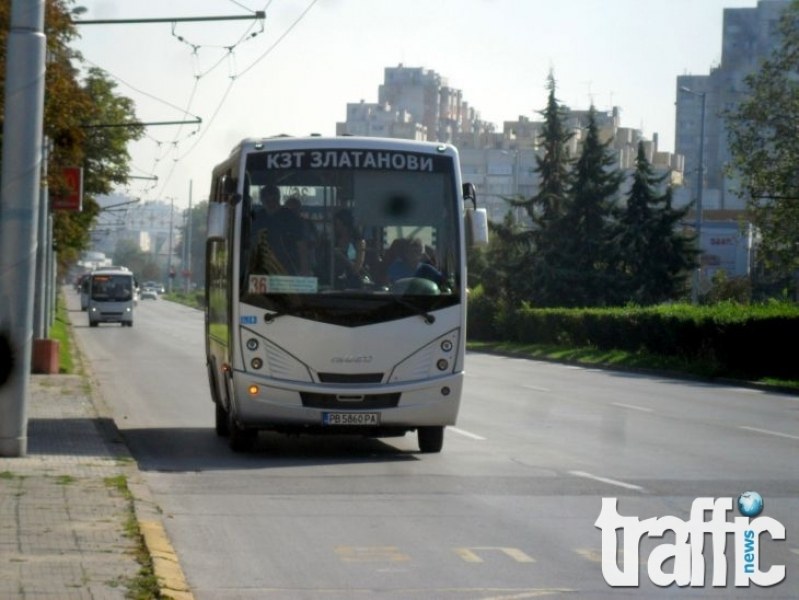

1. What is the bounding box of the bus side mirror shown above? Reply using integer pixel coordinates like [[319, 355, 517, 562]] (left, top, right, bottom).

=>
[[465, 207, 489, 247], [462, 182, 477, 209], [463, 182, 488, 247], [207, 202, 228, 242]]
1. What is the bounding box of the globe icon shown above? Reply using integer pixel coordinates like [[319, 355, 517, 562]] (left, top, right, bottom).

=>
[[738, 491, 764, 517]]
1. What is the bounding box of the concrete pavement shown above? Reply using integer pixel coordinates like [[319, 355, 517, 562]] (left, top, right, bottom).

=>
[[0, 370, 192, 598]]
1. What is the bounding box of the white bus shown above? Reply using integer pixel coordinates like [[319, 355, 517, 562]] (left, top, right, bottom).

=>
[[87, 267, 135, 327], [205, 136, 487, 453]]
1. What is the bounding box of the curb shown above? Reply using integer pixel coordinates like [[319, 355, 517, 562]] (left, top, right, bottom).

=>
[[68, 304, 196, 600], [130, 476, 195, 600]]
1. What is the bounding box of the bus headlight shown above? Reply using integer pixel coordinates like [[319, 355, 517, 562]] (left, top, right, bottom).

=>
[[389, 329, 460, 382], [251, 357, 263, 370]]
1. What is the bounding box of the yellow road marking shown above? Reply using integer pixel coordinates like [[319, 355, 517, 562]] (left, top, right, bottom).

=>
[[454, 547, 536, 563], [335, 545, 411, 562]]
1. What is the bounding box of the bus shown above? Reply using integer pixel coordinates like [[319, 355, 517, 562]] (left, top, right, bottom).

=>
[[205, 136, 488, 453], [87, 267, 135, 327]]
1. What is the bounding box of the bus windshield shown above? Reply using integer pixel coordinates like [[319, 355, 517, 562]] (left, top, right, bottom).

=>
[[90, 274, 133, 302], [239, 148, 461, 325]]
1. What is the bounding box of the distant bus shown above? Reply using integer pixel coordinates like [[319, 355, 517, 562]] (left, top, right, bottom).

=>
[[87, 268, 135, 327], [205, 136, 488, 453]]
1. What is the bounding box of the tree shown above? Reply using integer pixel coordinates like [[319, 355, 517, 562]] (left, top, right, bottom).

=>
[[174, 201, 209, 286], [506, 72, 574, 305], [515, 71, 573, 226], [0, 0, 143, 274], [617, 142, 695, 304], [539, 105, 624, 307], [724, 0, 799, 281]]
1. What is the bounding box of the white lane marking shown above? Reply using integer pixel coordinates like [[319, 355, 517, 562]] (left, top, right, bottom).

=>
[[449, 426, 487, 441], [522, 384, 551, 392], [739, 426, 799, 442], [611, 402, 653, 413], [569, 470, 646, 492]]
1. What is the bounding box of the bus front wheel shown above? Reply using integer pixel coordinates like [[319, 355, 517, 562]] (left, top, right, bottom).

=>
[[417, 426, 444, 453], [228, 407, 257, 452], [215, 402, 229, 437]]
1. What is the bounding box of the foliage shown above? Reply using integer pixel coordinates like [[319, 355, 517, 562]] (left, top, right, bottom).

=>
[[537, 105, 624, 307], [472, 77, 705, 309], [50, 293, 74, 374], [514, 71, 573, 225], [504, 73, 574, 305], [467, 300, 799, 380], [0, 1, 143, 274], [724, 0, 799, 278], [174, 200, 209, 286], [112, 238, 161, 280], [617, 142, 695, 304], [704, 270, 752, 304]]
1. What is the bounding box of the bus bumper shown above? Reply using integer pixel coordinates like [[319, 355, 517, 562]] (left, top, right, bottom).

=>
[[231, 372, 463, 430]]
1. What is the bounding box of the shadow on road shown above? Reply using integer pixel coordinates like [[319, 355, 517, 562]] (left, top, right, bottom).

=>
[[119, 426, 420, 473]]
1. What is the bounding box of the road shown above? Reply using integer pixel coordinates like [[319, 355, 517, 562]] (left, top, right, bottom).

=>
[[67, 290, 799, 599]]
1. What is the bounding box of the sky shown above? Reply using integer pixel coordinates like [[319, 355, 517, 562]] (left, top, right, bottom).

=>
[[71, 0, 763, 210]]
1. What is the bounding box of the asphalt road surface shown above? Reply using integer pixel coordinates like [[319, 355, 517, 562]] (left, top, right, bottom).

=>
[[68, 290, 799, 599]]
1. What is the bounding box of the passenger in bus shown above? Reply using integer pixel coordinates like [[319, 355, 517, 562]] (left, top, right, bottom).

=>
[[286, 195, 318, 274], [331, 208, 366, 287], [386, 238, 444, 286], [251, 185, 310, 276]]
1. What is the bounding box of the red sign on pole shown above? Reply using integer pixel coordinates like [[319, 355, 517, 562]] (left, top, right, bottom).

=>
[[51, 167, 83, 211]]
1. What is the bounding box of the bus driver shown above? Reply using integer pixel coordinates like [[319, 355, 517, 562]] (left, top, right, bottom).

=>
[[250, 185, 310, 276]]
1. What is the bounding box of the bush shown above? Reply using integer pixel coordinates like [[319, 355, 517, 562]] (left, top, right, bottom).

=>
[[468, 300, 799, 381]]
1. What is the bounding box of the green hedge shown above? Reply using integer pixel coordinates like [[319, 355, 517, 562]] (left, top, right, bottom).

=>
[[467, 290, 799, 380]]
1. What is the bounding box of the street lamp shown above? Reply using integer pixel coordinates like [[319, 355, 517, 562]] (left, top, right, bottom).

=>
[[680, 86, 706, 304]]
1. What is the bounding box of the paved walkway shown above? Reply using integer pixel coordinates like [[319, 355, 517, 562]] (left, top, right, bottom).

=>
[[0, 373, 192, 599]]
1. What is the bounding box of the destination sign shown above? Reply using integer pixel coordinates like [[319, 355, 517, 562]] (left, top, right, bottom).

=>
[[250, 149, 452, 173]]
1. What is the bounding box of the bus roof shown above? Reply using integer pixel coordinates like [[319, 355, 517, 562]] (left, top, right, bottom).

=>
[[230, 135, 457, 156]]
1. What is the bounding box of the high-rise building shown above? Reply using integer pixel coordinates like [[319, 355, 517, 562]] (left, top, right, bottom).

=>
[[336, 64, 490, 143], [675, 0, 789, 212], [337, 65, 680, 224]]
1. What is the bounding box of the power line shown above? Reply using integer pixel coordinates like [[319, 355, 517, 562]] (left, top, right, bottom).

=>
[[72, 13, 265, 25]]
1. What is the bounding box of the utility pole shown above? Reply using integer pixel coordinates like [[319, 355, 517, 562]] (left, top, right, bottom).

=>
[[186, 180, 193, 294], [680, 86, 706, 305], [0, 0, 47, 457], [33, 138, 49, 338], [167, 197, 175, 293]]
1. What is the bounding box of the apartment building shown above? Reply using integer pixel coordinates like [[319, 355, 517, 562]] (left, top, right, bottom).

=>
[[675, 0, 789, 212], [337, 65, 682, 224]]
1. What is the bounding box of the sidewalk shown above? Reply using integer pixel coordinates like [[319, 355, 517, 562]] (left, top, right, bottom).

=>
[[0, 373, 192, 599]]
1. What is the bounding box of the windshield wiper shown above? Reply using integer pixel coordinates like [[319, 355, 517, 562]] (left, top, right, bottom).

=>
[[391, 295, 435, 324], [263, 310, 286, 323]]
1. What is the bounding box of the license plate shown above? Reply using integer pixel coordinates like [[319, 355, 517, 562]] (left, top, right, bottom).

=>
[[322, 412, 380, 426]]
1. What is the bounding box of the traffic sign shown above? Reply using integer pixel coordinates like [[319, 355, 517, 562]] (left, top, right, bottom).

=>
[[51, 167, 83, 211]]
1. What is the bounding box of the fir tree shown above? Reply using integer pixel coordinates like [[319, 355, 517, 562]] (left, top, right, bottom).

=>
[[542, 105, 624, 307], [520, 71, 573, 226], [506, 72, 573, 305], [617, 142, 695, 304]]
